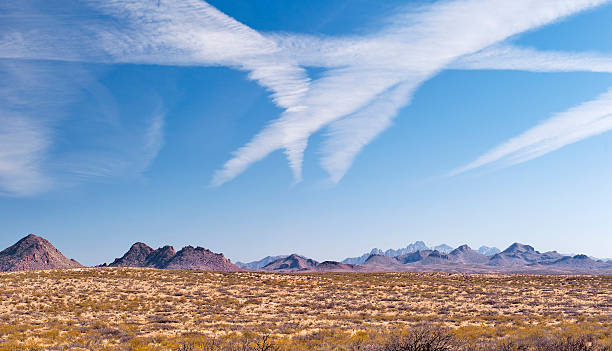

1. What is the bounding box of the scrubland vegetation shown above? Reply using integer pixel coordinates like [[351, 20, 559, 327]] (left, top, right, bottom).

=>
[[0, 268, 609, 350]]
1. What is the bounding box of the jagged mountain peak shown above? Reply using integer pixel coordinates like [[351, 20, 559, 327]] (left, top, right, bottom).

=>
[[108, 242, 240, 271]]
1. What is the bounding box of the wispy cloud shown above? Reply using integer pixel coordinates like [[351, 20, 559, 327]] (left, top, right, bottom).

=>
[[1, 0, 310, 111], [451, 88, 612, 175], [0, 56, 166, 195], [452, 44, 612, 73], [449, 44, 612, 175], [58, 104, 166, 182], [321, 82, 419, 183], [214, 0, 612, 185], [0, 114, 50, 197], [2, 0, 612, 194], [0, 59, 88, 197], [1, 0, 311, 194]]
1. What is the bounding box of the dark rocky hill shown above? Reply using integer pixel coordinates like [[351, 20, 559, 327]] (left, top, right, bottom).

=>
[[419, 250, 453, 265], [396, 250, 433, 263], [488, 243, 563, 266], [362, 254, 402, 269], [143, 245, 177, 268], [0, 234, 82, 271], [262, 254, 318, 271], [164, 246, 241, 271], [109, 242, 155, 267], [108, 242, 240, 271], [449, 245, 490, 264]]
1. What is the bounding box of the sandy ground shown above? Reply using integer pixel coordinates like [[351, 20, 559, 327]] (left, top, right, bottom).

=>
[[0, 268, 610, 350]]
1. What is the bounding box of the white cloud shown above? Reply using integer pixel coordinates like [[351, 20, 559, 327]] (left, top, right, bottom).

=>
[[143, 110, 165, 170], [321, 82, 420, 183], [0, 57, 166, 195], [451, 88, 612, 175], [214, 0, 612, 185], [2, 0, 612, 193], [0, 114, 51, 197], [451, 44, 612, 73], [54, 101, 167, 182], [0, 59, 85, 197], [1, 0, 311, 194], [448, 45, 612, 174], [1, 0, 310, 112]]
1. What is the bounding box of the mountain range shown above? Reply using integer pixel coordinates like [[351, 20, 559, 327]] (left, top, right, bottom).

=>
[[235, 255, 288, 269], [341, 241, 500, 265], [231, 242, 612, 274], [0, 234, 610, 274]]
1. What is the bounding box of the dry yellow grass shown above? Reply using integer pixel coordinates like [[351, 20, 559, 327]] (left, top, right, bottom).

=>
[[0, 268, 610, 350]]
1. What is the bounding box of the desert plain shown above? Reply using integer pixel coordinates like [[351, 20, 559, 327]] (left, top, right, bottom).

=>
[[0, 268, 610, 350]]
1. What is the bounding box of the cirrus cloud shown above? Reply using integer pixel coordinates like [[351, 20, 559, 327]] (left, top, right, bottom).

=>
[[1, 0, 612, 196]]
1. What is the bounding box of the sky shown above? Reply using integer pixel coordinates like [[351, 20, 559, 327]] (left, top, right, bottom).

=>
[[1, 0, 612, 266]]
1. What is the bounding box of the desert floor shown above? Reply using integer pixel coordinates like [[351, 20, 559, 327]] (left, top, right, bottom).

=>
[[0, 268, 610, 350]]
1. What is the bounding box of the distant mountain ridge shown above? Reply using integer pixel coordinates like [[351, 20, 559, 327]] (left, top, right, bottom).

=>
[[260, 254, 364, 272], [236, 255, 288, 269], [486, 243, 573, 268], [342, 241, 470, 265], [342, 248, 384, 265], [477, 246, 501, 256], [256, 243, 611, 274], [1, 235, 610, 274], [106, 242, 241, 271], [0, 234, 82, 272]]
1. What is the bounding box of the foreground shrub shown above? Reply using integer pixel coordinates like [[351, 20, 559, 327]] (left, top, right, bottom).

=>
[[378, 326, 456, 351]]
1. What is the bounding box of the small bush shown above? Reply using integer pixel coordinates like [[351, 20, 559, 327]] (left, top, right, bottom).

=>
[[379, 326, 456, 351]]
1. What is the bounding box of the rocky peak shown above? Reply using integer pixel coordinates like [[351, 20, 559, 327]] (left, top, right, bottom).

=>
[[0, 234, 83, 271], [108, 242, 240, 271], [453, 244, 472, 252], [503, 243, 535, 254], [109, 242, 154, 267]]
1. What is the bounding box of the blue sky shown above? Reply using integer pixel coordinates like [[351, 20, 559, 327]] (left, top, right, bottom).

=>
[[1, 0, 612, 265]]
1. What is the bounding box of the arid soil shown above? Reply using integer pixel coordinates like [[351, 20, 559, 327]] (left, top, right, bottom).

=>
[[0, 268, 610, 350]]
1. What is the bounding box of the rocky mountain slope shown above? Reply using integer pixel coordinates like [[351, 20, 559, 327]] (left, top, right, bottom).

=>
[[262, 254, 318, 271], [107, 242, 240, 271], [488, 243, 563, 266], [236, 255, 288, 269], [0, 234, 82, 271], [342, 248, 384, 265], [449, 245, 490, 264], [261, 255, 365, 272]]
